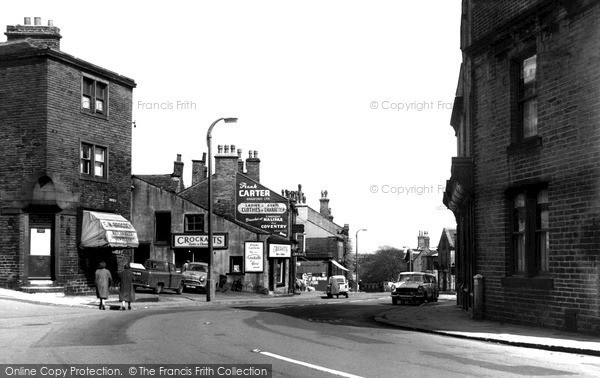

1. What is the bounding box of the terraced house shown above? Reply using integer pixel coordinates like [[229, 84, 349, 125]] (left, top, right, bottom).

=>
[[444, 0, 600, 333]]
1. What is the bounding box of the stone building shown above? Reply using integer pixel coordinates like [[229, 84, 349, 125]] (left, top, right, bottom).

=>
[[131, 154, 273, 293], [283, 186, 350, 290], [444, 0, 600, 333], [178, 147, 295, 293], [0, 18, 137, 292]]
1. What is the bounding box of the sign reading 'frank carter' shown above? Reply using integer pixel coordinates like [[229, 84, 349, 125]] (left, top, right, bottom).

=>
[[236, 173, 289, 237]]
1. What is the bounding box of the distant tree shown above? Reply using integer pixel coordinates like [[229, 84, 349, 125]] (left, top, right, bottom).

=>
[[359, 246, 408, 283]]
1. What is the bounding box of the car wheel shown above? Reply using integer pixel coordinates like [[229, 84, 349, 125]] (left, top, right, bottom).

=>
[[392, 297, 398, 305], [344, 292, 349, 298], [176, 282, 184, 295], [154, 284, 163, 294], [327, 293, 333, 298], [422, 293, 428, 303]]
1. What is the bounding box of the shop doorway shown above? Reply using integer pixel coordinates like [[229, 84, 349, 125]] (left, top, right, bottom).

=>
[[28, 214, 54, 279]]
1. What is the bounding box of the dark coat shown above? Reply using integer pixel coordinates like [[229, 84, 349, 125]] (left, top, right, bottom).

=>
[[118, 268, 136, 302], [95, 268, 112, 299]]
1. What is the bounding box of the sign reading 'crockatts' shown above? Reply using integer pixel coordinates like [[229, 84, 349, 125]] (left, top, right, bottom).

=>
[[236, 173, 289, 237]]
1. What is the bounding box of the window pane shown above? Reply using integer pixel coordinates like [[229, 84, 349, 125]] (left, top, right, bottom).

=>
[[537, 232, 549, 271], [95, 147, 105, 162], [96, 83, 106, 100], [514, 234, 525, 271], [94, 162, 104, 177], [523, 99, 538, 138], [82, 96, 91, 110], [83, 78, 93, 96], [80, 160, 90, 174], [81, 144, 91, 159], [95, 99, 104, 113], [522, 55, 536, 84]]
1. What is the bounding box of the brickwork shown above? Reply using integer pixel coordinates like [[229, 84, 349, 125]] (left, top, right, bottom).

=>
[[468, 1, 600, 333], [0, 31, 135, 292]]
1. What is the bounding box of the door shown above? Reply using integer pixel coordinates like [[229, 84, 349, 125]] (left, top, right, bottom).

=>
[[28, 214, 54, 279]]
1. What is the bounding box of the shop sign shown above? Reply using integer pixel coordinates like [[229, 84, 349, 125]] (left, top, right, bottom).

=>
[[171, 233, 228, 249], [269, 244, 291, 258], [245, 241, 264, 273], [236, 173, 289, 237]]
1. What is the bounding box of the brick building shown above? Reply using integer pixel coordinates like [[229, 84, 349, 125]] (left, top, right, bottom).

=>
[[0, 18, 137, 293], [283, 187, 350, 290], [131, 154, 273, 293], [444, 0, 600, 333], [179, 147, 295, 293]]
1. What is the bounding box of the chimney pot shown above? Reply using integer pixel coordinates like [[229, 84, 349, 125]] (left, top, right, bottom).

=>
[[176, 154, 182, 162], [230, 145, 235, 154], [224, 145, 230, 154], [48, 20, 53, 27], [248, 151, 252, 159], [24, 17, 31, 25], [218, 145, 223, 154], [34, 17, 41, 26], [202, 152, 207, 162], [254, 150, 258, 158], [237, 149, 242, 158]]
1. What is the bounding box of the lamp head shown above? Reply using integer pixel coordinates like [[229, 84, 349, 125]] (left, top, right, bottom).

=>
[[224, 117, 238, 124]]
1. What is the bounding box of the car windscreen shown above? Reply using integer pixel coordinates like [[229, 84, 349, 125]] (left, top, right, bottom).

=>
[[398, 275, 424, 283], [336, 278, 345, 283], [190, 265, 207, 272]]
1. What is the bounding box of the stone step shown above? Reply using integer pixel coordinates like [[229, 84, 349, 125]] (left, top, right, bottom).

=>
[[20, 285, 65, 294]]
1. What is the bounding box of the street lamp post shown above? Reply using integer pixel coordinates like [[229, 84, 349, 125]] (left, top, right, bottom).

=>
[[355, 228, 367, 292], [206, 117, 237, 302]]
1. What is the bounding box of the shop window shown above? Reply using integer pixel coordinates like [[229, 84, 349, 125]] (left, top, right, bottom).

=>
[[230, 256, 243, 274], [185, 214, 204, 232], [511, 187, 548, 276], [155, 212, 171, 243], [80, 142, 107, 179], [82, 76, 108, 115]]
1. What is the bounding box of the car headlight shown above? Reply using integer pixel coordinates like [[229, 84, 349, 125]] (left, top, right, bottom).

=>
[[200, 277, 205, 282], [391, 285, 396, 291]]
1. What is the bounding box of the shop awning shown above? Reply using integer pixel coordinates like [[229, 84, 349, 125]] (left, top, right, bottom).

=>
[[331, 260, 349, 271], [80, 211, 139, 248]]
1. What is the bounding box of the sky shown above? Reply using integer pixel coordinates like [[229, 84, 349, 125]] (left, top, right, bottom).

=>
[[2, 1, 462, 254]]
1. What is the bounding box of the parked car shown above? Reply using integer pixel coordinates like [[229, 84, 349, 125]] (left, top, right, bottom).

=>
[[390, 272, 438, 305], [131, 259, 185, 294], [326, 275, 349, 298], [182, 262, 208, 292]]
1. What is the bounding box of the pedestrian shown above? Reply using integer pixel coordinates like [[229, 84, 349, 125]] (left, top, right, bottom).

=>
[[182, 260, 190, 272], [95, 261, 112, 310], [118, 262, 135, 311]]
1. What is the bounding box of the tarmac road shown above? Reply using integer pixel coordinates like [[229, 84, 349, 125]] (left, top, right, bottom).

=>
[[2, 296, 600, 377]]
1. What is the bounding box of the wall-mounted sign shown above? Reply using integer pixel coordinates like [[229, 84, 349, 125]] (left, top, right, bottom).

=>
[[244, 241, 264, 273], [236, 174, 289, 238], [269, 244, 291, 258], [171, 233, 228, 249]]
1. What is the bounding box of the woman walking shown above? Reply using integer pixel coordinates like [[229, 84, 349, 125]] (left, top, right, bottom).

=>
[[95, 261, 112, 310], [119, 263, 136, 310]]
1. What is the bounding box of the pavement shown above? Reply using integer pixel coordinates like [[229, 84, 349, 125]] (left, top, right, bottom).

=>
[[1, 288, 599, 357]]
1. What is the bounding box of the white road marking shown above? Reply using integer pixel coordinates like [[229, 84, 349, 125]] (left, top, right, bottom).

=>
[[252, 349, 364, 378]]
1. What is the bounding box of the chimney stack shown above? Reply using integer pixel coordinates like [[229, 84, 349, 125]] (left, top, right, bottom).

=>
[[319, 190, 334, 221], [215, 144, 239, 179], [172, 154, 184, 178], [5, 17, 62, 49], [237, 149, 244, 173], [245, 150, 260, 182], [417, 230, 430, 249], [191, 153, 207, 185]]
